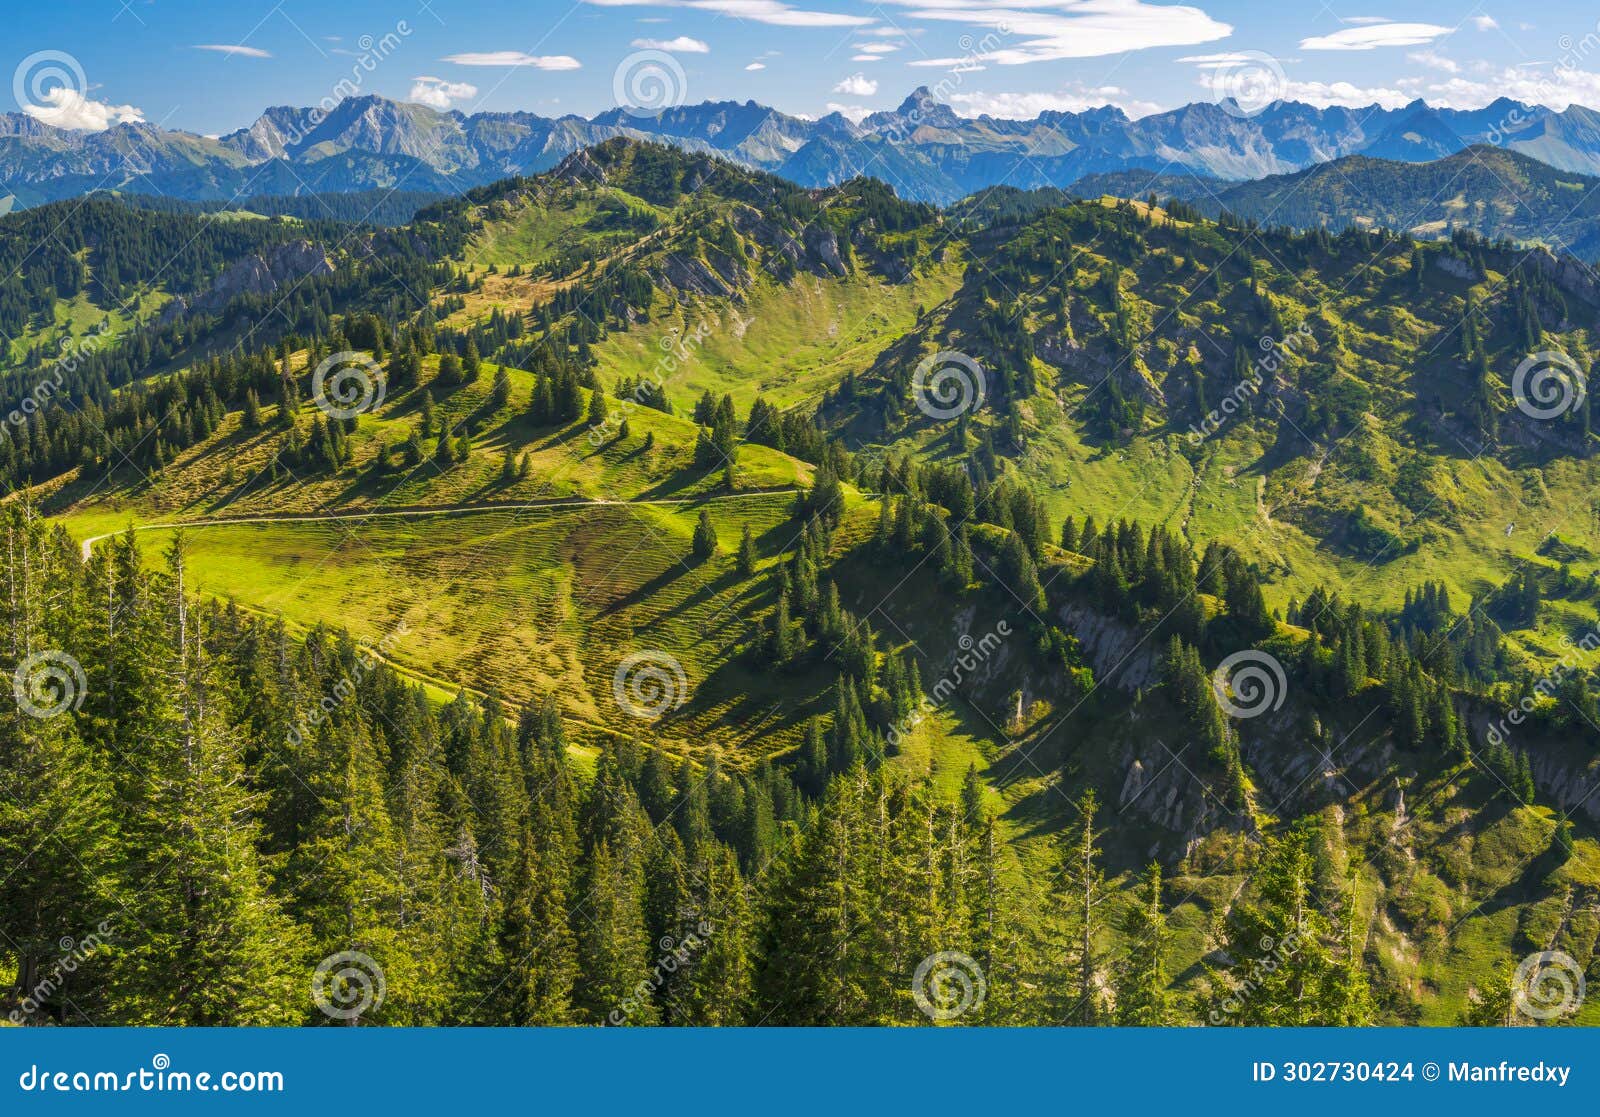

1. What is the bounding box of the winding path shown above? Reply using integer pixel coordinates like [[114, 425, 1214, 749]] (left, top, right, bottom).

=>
[[78, 487, 801, 561]]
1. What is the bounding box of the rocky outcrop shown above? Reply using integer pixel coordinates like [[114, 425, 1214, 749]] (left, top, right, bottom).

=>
[[160, 240, 332, 322], [654, 254, 738, 300], [1056, 602, 1161, 693], [803, 226, 847, 277]]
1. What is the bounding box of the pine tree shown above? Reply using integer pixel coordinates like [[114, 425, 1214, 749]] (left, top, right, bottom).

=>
[[1114, 863, 1173, 1025], [692, 509, 719, 563], [497, 819, 578, 1025], [1049, 790, 1107, 1024], [111, 535, 306, 1024], [577, 838, 657, 1024], [737, 524, 758, 577]]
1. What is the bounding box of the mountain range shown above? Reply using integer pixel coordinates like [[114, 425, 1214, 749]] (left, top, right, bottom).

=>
[[11, 88, 1600, 209], [10, 136, 1600, 1025]]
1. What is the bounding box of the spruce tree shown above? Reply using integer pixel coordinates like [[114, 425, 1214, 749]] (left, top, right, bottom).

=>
[[692, 509, 719, 563]]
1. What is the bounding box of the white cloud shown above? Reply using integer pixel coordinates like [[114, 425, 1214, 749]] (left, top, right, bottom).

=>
[[826, 101, 872, 122], [1274, 79, 1412, 109], [1177, 52, 1265, 69], [631, 35, 710, 52], [408, 77, 480, 109], [193, 44, 273, 58], [833, 73, 878, 96], [892, 0, 1230, 65], [23, 87, 144, 132], [745, 61, 766, 70], [441, 51, 582, 69], [583, 0, 873, 27], [851, 54, 882, 61], [1407, 49, 1458, 73], [1300, 21, 1449, 50], [947, 86, 1163, 119], [854, 42, 900, 54], [1418, 65, 1600, 111], [1472, 15, 1499, 31]]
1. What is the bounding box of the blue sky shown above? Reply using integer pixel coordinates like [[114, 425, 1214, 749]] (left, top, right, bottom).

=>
[[10, 1, 1600, 134]]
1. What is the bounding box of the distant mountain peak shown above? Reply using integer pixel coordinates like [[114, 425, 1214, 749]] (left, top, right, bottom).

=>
[[6, 89, 1600, 211], [897, 87, 935, 114]]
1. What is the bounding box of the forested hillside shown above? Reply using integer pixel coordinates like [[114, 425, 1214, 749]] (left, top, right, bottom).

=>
[[2, 140, 1597, 1027]]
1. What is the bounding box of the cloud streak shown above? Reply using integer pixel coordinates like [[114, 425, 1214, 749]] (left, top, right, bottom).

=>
[[584, 0, 872, 27], [1299, 21, 1449, 51], [888, 0, 1230, 66], [441, 51, 582, 69], [631, 36, 711, 52], [194, 44, 273, 58]]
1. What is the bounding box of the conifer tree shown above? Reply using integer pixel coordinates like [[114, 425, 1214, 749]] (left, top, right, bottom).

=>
[[737, 524, 758, 576], [692, 509, 719, 563], [1114, 863, 1173, 1025]]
